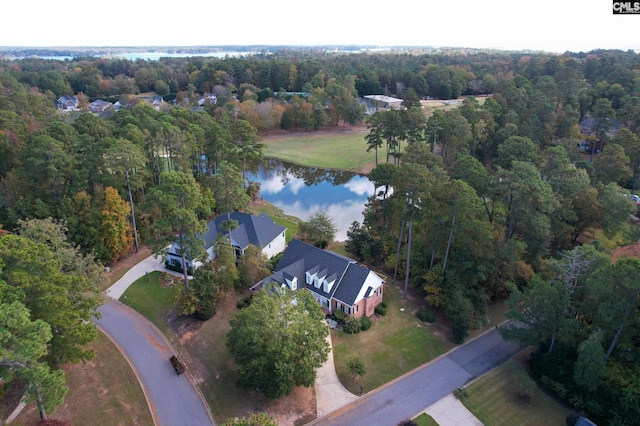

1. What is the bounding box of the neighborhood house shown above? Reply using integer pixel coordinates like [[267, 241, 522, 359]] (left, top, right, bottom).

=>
[[253, 239, 385, 318], [56, 95, 79, 110], [166, 212, 287, 272]]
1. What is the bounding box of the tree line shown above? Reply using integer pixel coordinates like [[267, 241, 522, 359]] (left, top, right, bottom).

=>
[[339, 51, 640, 425]]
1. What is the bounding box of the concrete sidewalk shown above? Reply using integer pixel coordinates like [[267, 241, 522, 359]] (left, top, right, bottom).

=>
[[422, 394, 483, 426], [315, 331, 359, 417]]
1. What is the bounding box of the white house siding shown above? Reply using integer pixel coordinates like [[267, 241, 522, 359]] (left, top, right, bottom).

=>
[[310, 291, 331, 311], [352, 271, 384, 305], [262, 231, 286, 258]]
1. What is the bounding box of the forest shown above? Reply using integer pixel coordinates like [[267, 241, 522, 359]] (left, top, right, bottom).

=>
[[1, 48, 640, 424]]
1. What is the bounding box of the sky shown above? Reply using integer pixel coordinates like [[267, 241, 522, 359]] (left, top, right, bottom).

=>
[[3, 0, 639, 53]]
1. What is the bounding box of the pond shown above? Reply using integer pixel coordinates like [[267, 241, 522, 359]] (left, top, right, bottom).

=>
[[248, 159, 375, 241]]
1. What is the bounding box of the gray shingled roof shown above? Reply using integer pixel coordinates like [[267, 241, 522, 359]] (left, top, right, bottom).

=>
[[263, 239, 378, 306], [202, 212, 286, 251], [333, 263, 371, 305]]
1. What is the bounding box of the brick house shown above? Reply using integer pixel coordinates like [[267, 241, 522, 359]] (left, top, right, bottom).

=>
[[253, 239, 385, 318]]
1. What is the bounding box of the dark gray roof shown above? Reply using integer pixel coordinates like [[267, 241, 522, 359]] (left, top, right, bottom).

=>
[[263, 239, 379, 306], [207, 212, 286, 250], [333, 263, 371, 305], [270, 239, 352, 299]]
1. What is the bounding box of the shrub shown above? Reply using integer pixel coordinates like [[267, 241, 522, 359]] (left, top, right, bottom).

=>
[[343, 315, 361, 334], [334, 309, 346, 324], [164, 261, 193, 276], [195, 302, 216, 321], [453, 387, 469, 399], [416, 308, 436, 323], [397, 420, 418, 426], [452, 315, 469, 343], [469, 315, 490, 330], [380, 300, 388, 309], [375, 304, 387, 316], [236, 294, 253, 309], [314, 240, 329, 249], [346, 356, 366, 378], [267, 252, 284, 272], [360, 316, 372, 331]]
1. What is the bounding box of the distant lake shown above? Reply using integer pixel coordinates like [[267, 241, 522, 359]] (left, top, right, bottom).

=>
[[25, 51, 254, 61], [111, 51, 254, 61], [248, 159, 375, 241]]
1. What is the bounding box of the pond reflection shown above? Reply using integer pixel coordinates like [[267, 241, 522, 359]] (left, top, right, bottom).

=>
[[248, 159, 375, 241]]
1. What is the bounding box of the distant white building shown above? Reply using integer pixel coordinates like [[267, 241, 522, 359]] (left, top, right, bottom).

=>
[[198, 93, 217, 106], [363, 94, 403, 110]]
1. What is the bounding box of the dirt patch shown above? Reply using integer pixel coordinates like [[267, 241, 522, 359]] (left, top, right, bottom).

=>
[[0, 379, 26, 422], [166, 310, 205, 341], [260, 385, 317, 426]]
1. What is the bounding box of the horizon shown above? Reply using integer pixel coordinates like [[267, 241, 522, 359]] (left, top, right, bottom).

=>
[[5, 0, 638, 54], [2, 44, 638, 57]]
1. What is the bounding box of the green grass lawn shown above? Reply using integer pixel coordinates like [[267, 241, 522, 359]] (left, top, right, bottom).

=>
[[263, 131, 377, 173], [249, 200, 300, 242], [332, 281, 451, 394], [120, 270, 177, 335], [461, 351, 571, 426], [413, 412, 439, 426]]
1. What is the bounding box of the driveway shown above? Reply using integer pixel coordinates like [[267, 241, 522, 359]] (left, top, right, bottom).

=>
[[105, 254, 168, 299], [96, 300, 215, 426], [307, 326, 522, 426], [98, 254, 213, 426]]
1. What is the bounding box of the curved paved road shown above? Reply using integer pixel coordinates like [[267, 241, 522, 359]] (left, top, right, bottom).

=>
[[96, 300, 215, 426], [308, 326, 522, 426]]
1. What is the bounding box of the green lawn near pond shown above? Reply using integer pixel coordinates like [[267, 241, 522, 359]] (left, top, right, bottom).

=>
[[331, 281, 451, 395], [263, 131, 377, 172], [249, 200, 300, 242]]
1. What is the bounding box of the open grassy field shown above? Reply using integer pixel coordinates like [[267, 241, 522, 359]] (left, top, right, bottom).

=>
[[262, 96, 486, 174], [263, 129, 377, 174], [331, 280, 452, 394], [13, 330, 153, 426], [420, 96, 488, 119], [461, 350, 571, 425]]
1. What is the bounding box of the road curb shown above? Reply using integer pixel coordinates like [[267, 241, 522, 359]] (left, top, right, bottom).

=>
[[96, 321, 160, 426], [307, 320, 518, 424], [98, 297, 217, 426]]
